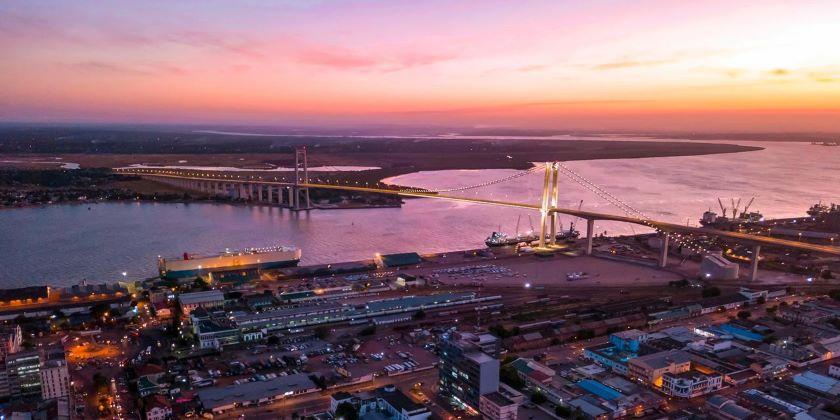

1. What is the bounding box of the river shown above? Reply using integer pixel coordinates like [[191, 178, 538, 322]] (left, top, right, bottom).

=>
[[0, 140, 836, 287]]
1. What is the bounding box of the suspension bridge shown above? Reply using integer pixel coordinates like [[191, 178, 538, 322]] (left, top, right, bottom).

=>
[[116, 149, 840, 281]]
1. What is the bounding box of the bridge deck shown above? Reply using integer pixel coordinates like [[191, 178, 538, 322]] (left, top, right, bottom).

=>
[[122, 169, 840, 256]]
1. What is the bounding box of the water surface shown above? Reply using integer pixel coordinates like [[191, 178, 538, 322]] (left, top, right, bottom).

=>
[[1, 141, 837, 286]]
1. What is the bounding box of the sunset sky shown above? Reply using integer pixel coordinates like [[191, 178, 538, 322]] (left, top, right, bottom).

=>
[[2, 0, 839, 132]]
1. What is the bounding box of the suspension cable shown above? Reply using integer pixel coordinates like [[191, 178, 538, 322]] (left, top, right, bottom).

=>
[[556, 162, 708, 254]]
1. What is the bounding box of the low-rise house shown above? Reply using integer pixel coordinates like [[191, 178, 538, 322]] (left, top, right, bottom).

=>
[[706, 395, 755, 420], [330, 385, 432, 420], [144, 394, 173, 420], [178, 290, 225, 316], [480, 391, 518, 420]]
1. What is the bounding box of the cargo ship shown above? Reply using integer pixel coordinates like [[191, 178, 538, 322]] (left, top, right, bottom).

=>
[[158, 246, 301, 279], [699, 197, 763, 228], [485, 218, 579, 247]]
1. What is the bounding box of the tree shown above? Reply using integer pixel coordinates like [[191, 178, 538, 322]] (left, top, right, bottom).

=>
[[90, 302, 109, 320], [829, 289, 840, 302], [757, 296, 766, 305], [359, 326, 376, 336], [531, 391, 547, 404], [413, 310, 426, 320], [500, 365, 525, 390], [267, 335, 280, 345], [92, 373, 109, 394], [334, 402, 358, 420], [192, 277, 209, 291], [737, 310, 751, 320], [314, 326, 330, 340], [702, 287, 721, 298]]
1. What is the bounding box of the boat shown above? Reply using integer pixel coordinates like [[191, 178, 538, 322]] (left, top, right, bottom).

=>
[[158, 245, 301, 279], [485, 216, 579, 247], [699, 197, 763, 227]]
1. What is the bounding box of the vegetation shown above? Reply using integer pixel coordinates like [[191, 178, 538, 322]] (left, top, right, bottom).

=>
[[668, 279, 690, 288], [530, 391, 547, 404], [92, 373, 110, 394], [555, 405, 585, 419], [314, 326, 330, 340], [413, 309, 426, 320], [334, 402, 359, 420], [500, 365, 525, 390], [737, 310, 751, 320], [702, 286, 721, 298], [359, 326, 376, 336], [829, 289, 840, 302], [576, 329, 595, 340], [489, 324, 520, 339]]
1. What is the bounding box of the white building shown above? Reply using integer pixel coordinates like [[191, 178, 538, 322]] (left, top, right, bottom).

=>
[[40, 359, 70, 400], [145, 394, 173, 420], [700, 252, 739, 280], [178, 290, 225, 315], [829, 364, 840, 378], [661, 370, 723, 398], [479, 391, 518, 420]]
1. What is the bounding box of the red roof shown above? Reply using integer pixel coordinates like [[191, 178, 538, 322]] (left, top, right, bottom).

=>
[[145, 394, 171, 410], [136, 364, 164, 377], [527, 369, 552, 384]]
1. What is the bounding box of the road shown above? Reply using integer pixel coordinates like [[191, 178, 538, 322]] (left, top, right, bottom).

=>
[[213, 368, 442, 419]]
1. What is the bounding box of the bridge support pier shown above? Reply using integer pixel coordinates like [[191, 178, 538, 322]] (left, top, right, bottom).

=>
[[267, 186, 273, 204], [658, 233, 670, 268], [750, 245, 761, 281], [585, 219, 595, 255]]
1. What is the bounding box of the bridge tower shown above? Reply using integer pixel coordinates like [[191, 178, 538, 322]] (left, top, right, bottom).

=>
[[537, 162, 562, 251], [293, 147, 311, 210]]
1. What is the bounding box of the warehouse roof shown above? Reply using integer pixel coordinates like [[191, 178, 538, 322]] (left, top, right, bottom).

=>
[[198, 374, 316, 410]]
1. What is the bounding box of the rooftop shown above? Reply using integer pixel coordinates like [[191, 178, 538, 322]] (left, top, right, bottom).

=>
[[197, 373, 316, 410], [629, 349, 692, 370], [481, 391, 515, 407], [613, 329, 646, 341], [793, 371, 840, 395], [179, 290, 225, 305], [377, 252, 422, 267], [373, 386, 426, 413]]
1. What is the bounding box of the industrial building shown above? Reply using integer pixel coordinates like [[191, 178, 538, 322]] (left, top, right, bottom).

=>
[[197, 373, 317, 414]]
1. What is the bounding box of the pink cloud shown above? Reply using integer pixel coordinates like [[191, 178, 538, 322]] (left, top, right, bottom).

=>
[[294, 44, 458, 72]]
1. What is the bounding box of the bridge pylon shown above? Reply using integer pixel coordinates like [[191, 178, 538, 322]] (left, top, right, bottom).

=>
[[292, 147, 311, 211], [536, 162, 563, 252]]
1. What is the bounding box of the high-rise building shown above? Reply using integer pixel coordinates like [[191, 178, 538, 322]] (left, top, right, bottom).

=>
[[40, 347, 69, 400], [6, 350, 42, 398], [438, 331, 501, 411]]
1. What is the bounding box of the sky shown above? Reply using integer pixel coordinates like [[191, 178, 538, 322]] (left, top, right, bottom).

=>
[[1, 0, 839, 132]]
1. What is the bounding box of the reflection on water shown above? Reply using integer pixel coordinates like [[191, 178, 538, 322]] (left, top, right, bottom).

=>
[[120, 164, 380, 172], [0, 141, 836, 286]]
